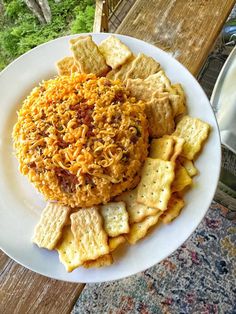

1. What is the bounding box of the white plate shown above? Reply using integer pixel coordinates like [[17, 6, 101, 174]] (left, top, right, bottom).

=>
[[0, 33, 221, 283]]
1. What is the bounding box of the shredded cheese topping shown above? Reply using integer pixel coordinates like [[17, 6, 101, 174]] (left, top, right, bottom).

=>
[[13, 74, 149, 207]]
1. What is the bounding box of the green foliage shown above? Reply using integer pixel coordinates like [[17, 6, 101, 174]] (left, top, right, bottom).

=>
[[5, 0, 24, 19], [71, 5, 95, 34], [0, 0, 95, 71]]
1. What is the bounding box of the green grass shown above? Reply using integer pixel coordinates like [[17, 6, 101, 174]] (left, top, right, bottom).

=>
[[0, 0, 95, 70]]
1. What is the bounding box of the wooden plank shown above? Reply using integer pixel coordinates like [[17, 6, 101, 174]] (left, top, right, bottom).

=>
[[116, 0, 236, 76], [93, 0, 104, 32], [0, 251, 9, 270], [108, 0, 121, 12], [0, 251, 85, 314], [93, 0, 109, 32]]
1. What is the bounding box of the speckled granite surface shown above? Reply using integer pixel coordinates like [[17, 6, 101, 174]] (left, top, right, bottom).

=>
[[72, 202, 236, 314]]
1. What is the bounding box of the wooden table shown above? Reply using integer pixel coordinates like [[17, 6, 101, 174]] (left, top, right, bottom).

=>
[[116, 0, 236, 76], [1, 1, 235, 313], [0, 252, 85, 314]]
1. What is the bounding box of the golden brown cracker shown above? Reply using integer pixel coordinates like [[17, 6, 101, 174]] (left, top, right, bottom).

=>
[[137, 158, 175, 210], [170, 136, 185, 162], [101, 202, 129, 237], [98, 35, 132, 69], [126, 211, 162, 244], [144, 72, 168, 90], [83, 254, 113, 268], [149, 138, 174, 161], [56, 56, 76, 76], [173, 116, 211, 160], [146, 70, 171, 90], [164, 135, 185, 162], [161, 195, 185, 223], [172, 163, 192, 192], [148, 80, 186, 117], [108, 235, 126, 252], [32, 202, 70, 250], [179, 157, 198, 177], [126, 78, 164, 101], [145, 96, 175, 138], [106, 56, 135, 81], [71, 36, 109, 76], [70, 207, 109, 262], [71, 62, 80, 73], [126, 53, 161, 79], [69, 35, 87, 46], [116, 188, 160, 223], [169, 83, 186, 116], [147, 72, 186, 116], [56, 226, 83, 272]]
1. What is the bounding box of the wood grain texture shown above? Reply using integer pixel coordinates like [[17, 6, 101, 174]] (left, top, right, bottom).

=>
[[116, 0, 236, 75], [0, 251, 85, 314], [93, 0, 109, 32]]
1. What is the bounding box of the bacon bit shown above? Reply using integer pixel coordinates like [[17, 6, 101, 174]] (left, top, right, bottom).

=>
[[114, 90, 124, 103], [39, 130, 47, 137], [74, 103, 95, 136], [70, 103, 80, 111], [57, 139, 68, 149], [98, 138, 105, 144], [55, 168, 78, 193], [56, 134, 68, 149], [41, 110, 46, 119], [28, 161, 36, 168], [86, 129, 94, 137], [111, 113, 121, 123], [130, 134, 138, 144], [70, 98, 86, 111], [122, 152, 130, 163], [104, 79, 111, 87]]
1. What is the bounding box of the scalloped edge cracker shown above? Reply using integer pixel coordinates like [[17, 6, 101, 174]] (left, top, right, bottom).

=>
[[106, 55, 135, 81], [170, 136, 185, 162], [149, 138, 174, 161], [71, 36, 109, 76], [126, 78, 164, 101], [108, 235, 126, 252], [126, 53, 161, 79], [32, 203, 70, 250], [172, 163, 192, 192], [101, 202, 129, 237], [161, 196, 185, 223], [137, 158, 175, 210], [71, 207, 109, 262], [115, 188, 160, 223], [179, 157, 198, 177], [83, 254, 113, 268], [98, 35, 132, 69], [56, 226, 83, 272], [126, 211, 162, 244], [147, 72, 186, 117], [69, 35, 87, 46], [146, 96, 175, 138], [145, 70, 171, 90], [56, 56, 79, 76], [169, 83, 186, 117], [173, 116, 211, 160], [163, 135, 185, 162]]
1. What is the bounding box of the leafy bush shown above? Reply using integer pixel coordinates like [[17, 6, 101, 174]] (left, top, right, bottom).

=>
[[0, 0, 95, 70], [71, 3, 95, 34]]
